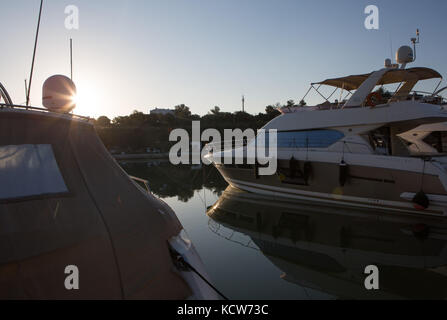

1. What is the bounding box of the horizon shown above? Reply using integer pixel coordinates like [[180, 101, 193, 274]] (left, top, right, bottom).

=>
[[1, 0, 446, 119]]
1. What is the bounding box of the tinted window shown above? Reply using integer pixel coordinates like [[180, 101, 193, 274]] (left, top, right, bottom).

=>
[[259, 130, 344, 148]]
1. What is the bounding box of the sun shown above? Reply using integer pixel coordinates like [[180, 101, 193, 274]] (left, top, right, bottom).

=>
[[72, 82, 101, 117], [70, 93, 78, 104]]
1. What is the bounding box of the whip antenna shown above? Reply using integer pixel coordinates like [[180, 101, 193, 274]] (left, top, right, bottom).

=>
[[70, 38, 73, 80], [26, 0, 44, 106]]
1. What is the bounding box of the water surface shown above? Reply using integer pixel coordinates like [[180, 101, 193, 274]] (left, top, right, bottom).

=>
[[122, 160, 447, 300]]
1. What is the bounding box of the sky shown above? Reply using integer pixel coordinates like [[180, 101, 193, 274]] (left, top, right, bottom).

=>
[[1, 0, 446, 119]]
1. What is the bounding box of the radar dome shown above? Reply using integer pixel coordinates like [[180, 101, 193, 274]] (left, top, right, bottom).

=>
[[42, 75, 76, 113], [396, 45, 414, 64]]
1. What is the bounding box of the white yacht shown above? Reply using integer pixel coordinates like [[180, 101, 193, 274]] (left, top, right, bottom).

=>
[[208, 35, 447, 216]]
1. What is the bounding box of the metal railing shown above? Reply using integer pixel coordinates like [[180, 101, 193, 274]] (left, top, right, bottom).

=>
[[405, 90, 447, 105], [0, 81, 92, 121], [0, 103, 92, 122], [0, 82, 13, 106], [204, 137, 373, 154], [208, 219, 259, 251], [283, 88, 447, 112], [203, 138, 252, 153]]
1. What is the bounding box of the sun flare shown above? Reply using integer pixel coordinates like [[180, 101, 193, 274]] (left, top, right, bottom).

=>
[[70, 93, 78, 104], [72, 81, 101, 117]]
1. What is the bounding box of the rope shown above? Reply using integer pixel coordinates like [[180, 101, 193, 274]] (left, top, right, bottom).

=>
[[172, 250, 229, 300]]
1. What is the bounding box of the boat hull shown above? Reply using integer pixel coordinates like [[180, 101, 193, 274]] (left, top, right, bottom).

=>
[[214, 160, 447, 216]]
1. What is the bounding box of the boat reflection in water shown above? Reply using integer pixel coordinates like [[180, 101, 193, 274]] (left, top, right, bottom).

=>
[[207, 187, 447, 299]]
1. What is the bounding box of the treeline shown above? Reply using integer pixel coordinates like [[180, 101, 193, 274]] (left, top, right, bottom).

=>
[[122, 161, 228, 202], [94, 102, 297, 152]]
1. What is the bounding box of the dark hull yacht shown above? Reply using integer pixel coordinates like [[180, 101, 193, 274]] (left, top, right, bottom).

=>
[[0, 76, 217, 299]]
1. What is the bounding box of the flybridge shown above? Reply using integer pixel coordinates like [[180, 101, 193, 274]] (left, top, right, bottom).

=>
[[280, 66, 445, 114], [280, 30, 446, 114]]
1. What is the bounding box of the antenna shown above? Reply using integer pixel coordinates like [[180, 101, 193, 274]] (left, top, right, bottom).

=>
[[389, 33, 393, 63], [24, 79, 28, 100], [411, 28, 420, 62], [396, 29, 420, 69], [26, 0, 44, 107], [242, 95, 245, 113], [70, 38, 73, 80]]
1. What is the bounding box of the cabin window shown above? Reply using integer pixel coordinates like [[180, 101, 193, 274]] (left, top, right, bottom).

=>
[[368, 127, 391, 155], [259, 130, 344, 148], [423, 131, 446, 153], [0, 144, 68, 201]]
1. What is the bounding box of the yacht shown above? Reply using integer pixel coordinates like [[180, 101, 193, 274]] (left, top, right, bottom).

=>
[[207, 35, 447, 216], [0, 76, 219, 299]]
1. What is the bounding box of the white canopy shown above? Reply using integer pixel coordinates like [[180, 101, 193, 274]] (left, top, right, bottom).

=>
[[313, 67, 442, 91]]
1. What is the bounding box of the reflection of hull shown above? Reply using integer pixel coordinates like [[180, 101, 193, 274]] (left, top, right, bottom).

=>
[[215, 158, 447, 216], [269, 257, 398, 299], [207, 187, 447, 299]]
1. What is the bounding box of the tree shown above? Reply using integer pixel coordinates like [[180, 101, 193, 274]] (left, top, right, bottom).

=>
[[286, 100, 295, 108], [111, 110, 146, 127], [299, 99, 307, 106], [376, 87, 392, 99], [174, 104, 191, 118], [265, 105, 280, 117], [210, 106, 221, 115], [233, 111, 253, 123], [96, 116, 111, 127], [128, 110, 146, 127]]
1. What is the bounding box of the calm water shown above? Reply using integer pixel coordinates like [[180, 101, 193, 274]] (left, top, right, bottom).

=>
[[122, 160, 447, 300]]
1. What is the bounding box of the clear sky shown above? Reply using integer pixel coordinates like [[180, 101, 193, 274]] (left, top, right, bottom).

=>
[[1, 0, 446, 119]]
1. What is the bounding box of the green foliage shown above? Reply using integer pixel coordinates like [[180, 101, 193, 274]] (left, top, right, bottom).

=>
[[174, 104, 192, 118], [265, 105, 281, 117], [96, 116, 111, 127], [376, 87, 392, 99], [209, 106, 220, 115], [96, 102, 287, 152]]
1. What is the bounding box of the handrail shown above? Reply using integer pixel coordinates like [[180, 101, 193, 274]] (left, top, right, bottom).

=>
[[204, 138, 253, 152], [205, 137, 373, 155], [433, 86, 447, 97], [394, 90, 447, 105], [411, 90, 446, 98], [129, 175, 151, 193], [207, 219, 259, 251], [0, 103, 92, 122], [0, 82, 13, 106]]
